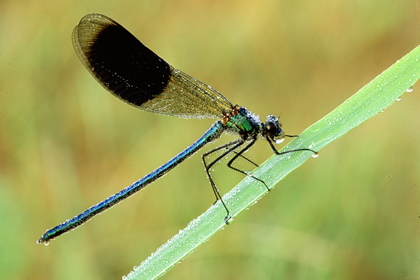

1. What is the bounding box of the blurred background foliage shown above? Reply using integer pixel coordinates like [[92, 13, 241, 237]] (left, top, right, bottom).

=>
[[0, 0, 419, 279]]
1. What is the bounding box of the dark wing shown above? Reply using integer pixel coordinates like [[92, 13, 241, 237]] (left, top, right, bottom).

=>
[[72, 13, 233, 119]]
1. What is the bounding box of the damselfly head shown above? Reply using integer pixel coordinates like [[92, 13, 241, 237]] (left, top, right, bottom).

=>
[[263, 115, 285, 143]]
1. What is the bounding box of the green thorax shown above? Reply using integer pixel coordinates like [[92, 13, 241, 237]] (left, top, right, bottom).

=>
[[223, 106, 262, 140]]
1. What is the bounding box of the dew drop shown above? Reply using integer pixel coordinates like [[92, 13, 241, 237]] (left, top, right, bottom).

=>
[[224, 216, 234, 224], [396, 97, 402, 101], [312, 153, 319, 158], [406, 86, 414, 93], [275, 138, 285, 144]]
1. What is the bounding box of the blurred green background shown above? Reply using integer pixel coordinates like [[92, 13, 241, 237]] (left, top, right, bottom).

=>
[[0, 0, 419, 279]]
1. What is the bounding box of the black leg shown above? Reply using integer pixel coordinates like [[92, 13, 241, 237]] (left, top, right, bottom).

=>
[[202, 139, 244, 222], [231, 150, 259, 168], [226, 139, 270, 191], [266, 137, 318, 156]]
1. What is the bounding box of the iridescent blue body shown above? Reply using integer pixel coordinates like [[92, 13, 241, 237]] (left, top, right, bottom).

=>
[[39, 121, 224, 243]]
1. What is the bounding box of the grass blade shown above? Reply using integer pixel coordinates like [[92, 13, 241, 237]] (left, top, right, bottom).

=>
[[126, 45, 420, 280]]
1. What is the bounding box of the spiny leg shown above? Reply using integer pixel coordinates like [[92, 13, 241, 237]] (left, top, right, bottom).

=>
[[231, 150, 259, 168], [202, 139, 244, 221], [266, 136, 318, 156], [227, 136, 318, 193], [202, 139, 244, 202], [226, 139, 270, 191]]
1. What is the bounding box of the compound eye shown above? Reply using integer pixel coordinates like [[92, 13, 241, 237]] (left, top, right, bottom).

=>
[[264, 117, 285, 143], [267, 124, 284, 143]]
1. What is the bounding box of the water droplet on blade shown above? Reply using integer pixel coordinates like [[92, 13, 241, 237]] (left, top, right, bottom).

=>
[[406, 86, 414, 93]]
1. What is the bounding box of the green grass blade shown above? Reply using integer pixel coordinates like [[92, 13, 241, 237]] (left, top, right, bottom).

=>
[[126, 45, 420, 280]]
